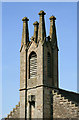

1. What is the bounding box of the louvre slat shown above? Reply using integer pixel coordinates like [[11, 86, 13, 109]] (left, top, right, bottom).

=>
[[30, 63, 37, 65], [30, 73, 37, 75], [30, 60, 37, 62], [30, 58, 37, 60], [30, 66, 37, 69], [30, 68, 37, 70], [30, 69, 37, 71], [30, 53, 37, 78], [30, 61, 37, 63], [30, 73, 37, 76], [30, 67, 37, 69], [30, 58, 37, 61], [30, 73, 36, 77], [30, 70, 37, 72], [30, 69, 37, 72], [30, 65, 37, 67], [30, 67, 37, 70]]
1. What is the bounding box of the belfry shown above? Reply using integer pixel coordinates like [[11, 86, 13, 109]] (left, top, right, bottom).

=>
[[5, 10, 79, 119], [20, 10, 58, 118]]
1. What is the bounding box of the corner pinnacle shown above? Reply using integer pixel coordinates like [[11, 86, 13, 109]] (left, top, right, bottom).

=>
[[38, 10, 46, 15], [49, 16, 56, 21], [22, 17, 29, 21]]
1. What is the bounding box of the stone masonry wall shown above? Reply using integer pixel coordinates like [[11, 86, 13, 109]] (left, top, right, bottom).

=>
[[52, 89, 79, 119], [26, 40, 44, 118], [43, 86, 79, 119], [43, 42, 53, 87], [5, 88, 79, 119], [43, 41, 58, 88], [5, 102, 20, 119], [43, 87, 52, 118], [20, 45, 27, 118], [27, 41, 43, 88], [27, 86, 43, 118]]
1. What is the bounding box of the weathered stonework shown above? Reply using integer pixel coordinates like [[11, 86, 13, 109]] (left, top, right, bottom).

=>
[[5, 10, 79, 120]]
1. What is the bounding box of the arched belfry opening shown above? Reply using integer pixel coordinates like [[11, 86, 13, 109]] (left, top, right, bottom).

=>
[[29, 51, 37, 79], [47, 52, 51, 78]]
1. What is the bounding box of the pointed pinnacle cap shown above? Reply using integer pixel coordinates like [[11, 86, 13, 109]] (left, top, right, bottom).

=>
[[22, 17, 29, 21], [38, 10, 46, 15], [49, 16, 56, 20], [33, 21, 39, 25]]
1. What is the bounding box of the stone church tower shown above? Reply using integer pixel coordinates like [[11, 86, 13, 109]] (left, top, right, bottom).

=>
[[5, 10, 79, 119], [20, 10, 58, 119]]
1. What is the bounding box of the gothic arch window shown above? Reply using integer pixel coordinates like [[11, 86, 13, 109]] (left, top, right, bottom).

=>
[[47, 52, 51, 77], [29, 51, 37, 79]]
